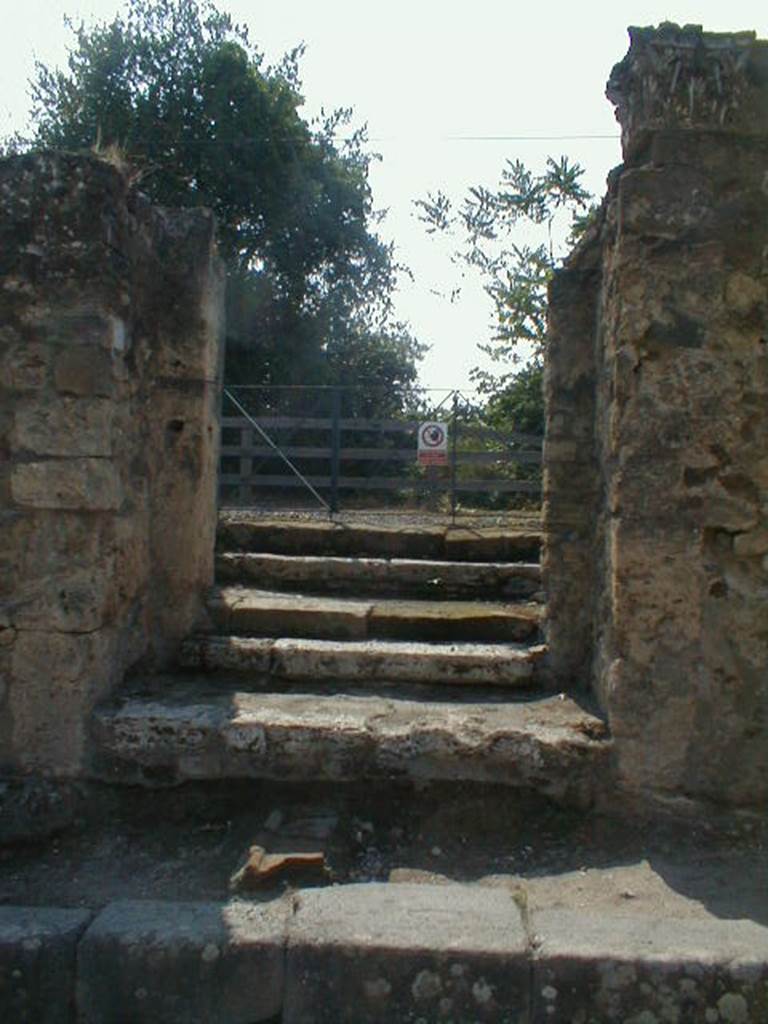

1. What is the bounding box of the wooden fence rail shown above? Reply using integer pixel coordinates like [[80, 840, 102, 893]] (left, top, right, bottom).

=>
[[219, 413, 542, 510]]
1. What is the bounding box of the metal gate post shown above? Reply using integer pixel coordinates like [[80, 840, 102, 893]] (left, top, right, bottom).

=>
[[329, 386, 342, 516], [450, 391, 459, 523]]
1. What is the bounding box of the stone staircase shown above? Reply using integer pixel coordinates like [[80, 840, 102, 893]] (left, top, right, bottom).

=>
[[91, 515, 611, 804]]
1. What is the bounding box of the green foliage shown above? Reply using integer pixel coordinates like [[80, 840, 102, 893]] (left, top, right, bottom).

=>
[[20, 0, 421, 392], [482, 360, 545, 435], [416, 156, 593, 427]]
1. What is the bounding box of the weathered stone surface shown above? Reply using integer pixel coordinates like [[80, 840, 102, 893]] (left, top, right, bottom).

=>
[[606, 25, 768, 159], [0, 905, 91, 1024], [531, 909, 768, 1023], [53, 345, 114, 397], [11, 459, 122, 511], [217, 515, 542, 563], [13, 397, 114, 456], [180, 634, 275, 674], [180, 634, 544, 687], [218, 517, 447, 559], [1, 338, 50, 391], [77, 900, 287, 1023], [443, 528, 541, 563], [284, 883, 529, 1024], [272, 637, 545, 686], [0, 151, 223, 773], [544, 24, 768, 811], [215, 551, 542, 600], [209, 587, 371, 640], [210, 587, 541, 644], [369, 597, 541, 643], [91, 686, 610, 802], [10, 629, 117, 774], [11, 567, 112, 633]]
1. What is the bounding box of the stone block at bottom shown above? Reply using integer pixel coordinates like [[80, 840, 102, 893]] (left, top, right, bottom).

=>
[[0, 905, 91, 1024], [283, 882, 529, 1024], [530, 909, 768, 1023], [77, 899, 288, 1023]]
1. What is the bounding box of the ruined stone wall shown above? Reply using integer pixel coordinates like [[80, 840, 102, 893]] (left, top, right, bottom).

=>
[[0, 153, 223, 774], [544, 25, 768, 811]]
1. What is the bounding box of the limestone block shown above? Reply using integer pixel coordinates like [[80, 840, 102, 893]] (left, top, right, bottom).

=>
[[0, 906, 91, 1024], [32, 310, 126, 351], [619, 166, 715, 242], [531, 909, 768, 1024], [284, 883, 529, 1024], [77, 900, 287, 1023], [11, 460, 121, 511], [1, 511, 112, 600], [0, 338, 49, 391], [11, 566, 112, 633], [733, 527, 768, 557], [609, 525, 703, 666], [14, 397, 113, 457], [725, 271, 767, 316], [54, 346, 114, 397], [10, 629, 116, 774]]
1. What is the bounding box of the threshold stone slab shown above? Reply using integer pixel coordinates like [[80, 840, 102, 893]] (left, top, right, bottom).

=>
[[284, 882, 529, 1024], [530, 909, 768, 1024], [77, 899, 288, 1024], [92, 687, 610, 802], [0, 906, 91, 1024]]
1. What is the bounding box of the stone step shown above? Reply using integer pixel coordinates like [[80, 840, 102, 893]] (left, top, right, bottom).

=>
[[91, 685, 610, 803], [180, 635, 547, 687], [217, 516, 542, 563], [12, 890, 768, 1024], [215, 552, 543, 600], [208, 586, 542, 643]]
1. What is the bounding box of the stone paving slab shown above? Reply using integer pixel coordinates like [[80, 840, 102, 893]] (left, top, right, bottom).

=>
[[92, 688, 608, 801], [0, 905, 91, 1024], [283, 882, 530, 1023], [77, 899, 288, 1024], [529, 908, 768, 1023]]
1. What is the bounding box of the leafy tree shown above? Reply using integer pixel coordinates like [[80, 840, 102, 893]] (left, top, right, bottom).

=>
[[20, 0, 421, 394], [416, 156, 594, 424]]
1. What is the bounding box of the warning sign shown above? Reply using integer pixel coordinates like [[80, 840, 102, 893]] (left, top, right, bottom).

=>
[[417, 421, 448, 465]]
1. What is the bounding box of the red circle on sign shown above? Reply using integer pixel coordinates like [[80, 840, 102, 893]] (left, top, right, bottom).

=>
[[420, 423, 445, 447]]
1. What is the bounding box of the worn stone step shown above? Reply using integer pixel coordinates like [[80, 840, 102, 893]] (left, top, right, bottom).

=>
[[208, 587, 542, 643], [180, 635, 547, 687], [91, 686, 610, 803], [215, 552, 543, 600], [217, 516, 541, 563]]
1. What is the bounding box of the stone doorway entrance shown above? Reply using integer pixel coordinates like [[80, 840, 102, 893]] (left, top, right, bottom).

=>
[[94, 510, 609, 804]]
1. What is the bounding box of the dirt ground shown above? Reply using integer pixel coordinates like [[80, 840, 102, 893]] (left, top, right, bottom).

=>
[[0, 780, 764, 929]]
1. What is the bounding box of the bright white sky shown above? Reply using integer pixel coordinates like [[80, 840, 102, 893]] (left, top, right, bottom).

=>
[[2, 0, 766, 388]]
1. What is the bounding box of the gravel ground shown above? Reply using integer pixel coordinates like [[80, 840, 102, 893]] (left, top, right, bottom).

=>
[[0, 781, 764, 925]]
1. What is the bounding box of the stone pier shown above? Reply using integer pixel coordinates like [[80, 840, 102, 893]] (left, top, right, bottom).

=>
[[544, 25, 768, 812], [0, 152, 224, 774]]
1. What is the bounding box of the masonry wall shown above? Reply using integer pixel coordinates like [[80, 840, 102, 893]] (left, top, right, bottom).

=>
[[0, 152, 223, 775], [544, 25, 768, 811]]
